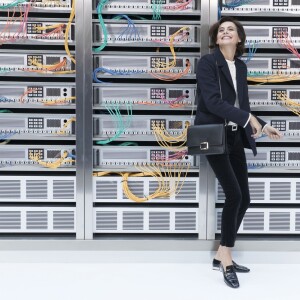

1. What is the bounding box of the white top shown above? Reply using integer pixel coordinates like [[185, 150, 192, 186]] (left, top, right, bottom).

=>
[[225, 59, 251, 128], [226, 59, 239, 126]]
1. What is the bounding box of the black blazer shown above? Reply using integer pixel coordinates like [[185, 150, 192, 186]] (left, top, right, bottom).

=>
[[194, 47, 266, 156]]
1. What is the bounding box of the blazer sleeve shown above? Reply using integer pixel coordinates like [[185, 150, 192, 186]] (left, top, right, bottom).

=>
[[197, 56, 251, 127], [242, 67, 267, 128]]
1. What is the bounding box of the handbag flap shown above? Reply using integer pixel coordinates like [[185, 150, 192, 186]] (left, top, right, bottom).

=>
[[187, 124, 224, 147]]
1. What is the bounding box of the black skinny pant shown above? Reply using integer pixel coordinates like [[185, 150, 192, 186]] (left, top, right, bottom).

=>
[[206, 127, 250, 247]]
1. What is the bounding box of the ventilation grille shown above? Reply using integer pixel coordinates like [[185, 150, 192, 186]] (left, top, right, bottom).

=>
[[217, 211, 222, 231], [0, 208, 76, 232], [0, 180, 21, 199], [0, 177, 76, 202], [216, 209, 299, 234], [53, 211, 74, 230], [96, 211, 118, 231], [270, 182, 291, 201], [249, 182, 265, 201], [295, 213, 300, 231], [149, 212, 170, 230], [94, 208, 198, 233], [26, 211, 48, 229], [123, 182, 144, 199], [0, 211, 21, 229], [175, 181, 197, 201], [243, 212, 264, 231], [96, 181, 118, 200], [53, 180, 75, 199], [217, 178, 300, 203], [93, 177, 199, 203], [123, 211, 144, 230], [296, 182, 300, 201], [149, 181, 170, 200], [175, 212, 196, 230], [269, 212, 290, 231], [26, 180, 48, 199]]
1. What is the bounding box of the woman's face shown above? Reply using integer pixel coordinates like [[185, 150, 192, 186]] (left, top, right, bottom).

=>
[[216, 21, 241, 48]]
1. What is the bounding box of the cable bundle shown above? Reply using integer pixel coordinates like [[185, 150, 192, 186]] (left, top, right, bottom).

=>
[[152, 121, 189, 151], [247, 73, 300, 83], [95, 103, 133, 144], [275, 91, 300, 117], [29, 150, 75, 169], [222, 0, 256, 8], [93, 164, 189, 203]]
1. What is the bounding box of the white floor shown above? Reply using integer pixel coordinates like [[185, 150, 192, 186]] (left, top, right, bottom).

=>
[[0, 250, 299, 300]]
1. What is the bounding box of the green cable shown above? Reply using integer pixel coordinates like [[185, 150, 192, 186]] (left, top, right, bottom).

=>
[[152, 0, 163, 20], [93, 0, 110, 52], [118, 142, 138, 146], [0, 0, 28, 9], [96, 103, 133, 145], [0, 110, 12, 113]]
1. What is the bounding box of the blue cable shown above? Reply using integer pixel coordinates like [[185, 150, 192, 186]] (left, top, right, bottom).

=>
[[67, 153, 76, 159], [222, 0, 256, 8], [0, 97, 12, 102], [113, 15, 140, 41], [93, 67, 144, 83]]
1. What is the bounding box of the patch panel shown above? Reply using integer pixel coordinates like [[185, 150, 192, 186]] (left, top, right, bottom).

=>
[[93, 52, 198, 79], [245, 54, 300, 75], [0, 176, 76, 203], [94, 207, 198, 233], [93, 20, 200, 47], [241, 22, 300, 47], [93, 115, 193, 141], [0, 20, 74, 44], [0, 51, 75, 76], [93, 146, 196, 170], [217, 177, 300, 204], [221, 0, 300, 15], [216, 208, 300, 234], [0, 0, 72, 11], [94, 0, 200, 14], [0, 145, 76, 170], [93, 84, 196, 110], [248, 85, 300, 111], [0, 114, 76, 139], [93, 176, 199, 203], [0, 83, 75, 108], [245, 147, 300, 173]]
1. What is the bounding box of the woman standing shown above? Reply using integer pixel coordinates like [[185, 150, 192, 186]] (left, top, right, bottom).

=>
[[195, 17, 282, 288]]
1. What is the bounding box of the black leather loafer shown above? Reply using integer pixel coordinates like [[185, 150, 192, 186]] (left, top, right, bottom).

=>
[[221, 265, 239, 289], [213, 258, 250, 273]]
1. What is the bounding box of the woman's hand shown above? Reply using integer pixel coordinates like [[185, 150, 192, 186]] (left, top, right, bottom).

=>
[[249, 114, 262, 139], [262, 125, 282, 140]]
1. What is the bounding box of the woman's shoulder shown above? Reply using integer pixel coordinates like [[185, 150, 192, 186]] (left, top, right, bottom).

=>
[[200, 53, 214, 62], [235, 57, 247, 69]]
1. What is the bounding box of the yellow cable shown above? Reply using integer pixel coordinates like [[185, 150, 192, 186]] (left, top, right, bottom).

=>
[[64, 0, 76, 64], [56, 117, 76, 135], [29, 151, 75, 169]]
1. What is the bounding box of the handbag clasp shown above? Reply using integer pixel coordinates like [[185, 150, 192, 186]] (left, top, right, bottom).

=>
[[200, 142, 209, 150]]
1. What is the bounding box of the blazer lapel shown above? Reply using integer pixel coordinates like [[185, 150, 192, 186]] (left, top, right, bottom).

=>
[[213, 48, 236, 93], [236, 62, 244, 107]]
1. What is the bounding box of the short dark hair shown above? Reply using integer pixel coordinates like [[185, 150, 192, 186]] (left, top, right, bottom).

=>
[[209, 17, 246, 57]]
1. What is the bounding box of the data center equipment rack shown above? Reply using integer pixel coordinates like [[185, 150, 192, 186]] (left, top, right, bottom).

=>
[[84, 0, 208, 239], [211, 0, 300, 239], [0, 0, 84, 238]]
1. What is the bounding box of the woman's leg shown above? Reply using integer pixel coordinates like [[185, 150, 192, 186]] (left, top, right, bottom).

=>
[[206, 152, 243, 267], [228, 133, 250, 233]]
